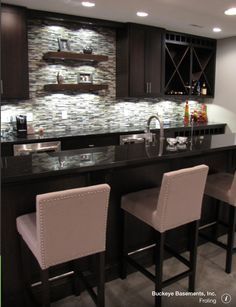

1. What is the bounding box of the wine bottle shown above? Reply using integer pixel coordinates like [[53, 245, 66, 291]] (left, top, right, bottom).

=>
[[197, 81, 201, 96], [184, 100, 189, 125], [201, 83, 207, 95]]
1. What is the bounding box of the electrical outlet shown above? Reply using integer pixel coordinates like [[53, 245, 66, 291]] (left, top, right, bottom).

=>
[[1, 111, 11, 123], [61, 110, 68, 119], [80, 153, 92, 161], [26, 112, 34, 122]]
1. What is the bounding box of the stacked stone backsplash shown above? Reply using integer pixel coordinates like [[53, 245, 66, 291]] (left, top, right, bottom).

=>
[[1, 19, 204, 133]]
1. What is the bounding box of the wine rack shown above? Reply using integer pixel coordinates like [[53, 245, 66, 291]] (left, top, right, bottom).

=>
[[164, 32, 216, 97], [191, 46, 215, 96]]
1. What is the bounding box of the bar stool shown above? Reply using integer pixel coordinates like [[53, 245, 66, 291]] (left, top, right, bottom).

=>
[[202, 171, 236, 273], [121, 165, 209, 307], [16, 184, 110, 307]]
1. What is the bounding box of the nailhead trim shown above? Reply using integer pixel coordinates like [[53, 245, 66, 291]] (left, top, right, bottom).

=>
[[158, 168, 207, 232]]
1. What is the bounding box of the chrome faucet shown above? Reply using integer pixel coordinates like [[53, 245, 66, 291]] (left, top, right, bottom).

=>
[[146, 114, 164, 142]]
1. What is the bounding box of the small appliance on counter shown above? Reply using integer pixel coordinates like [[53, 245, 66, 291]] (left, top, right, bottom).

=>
[[16, 115, 27, 137]]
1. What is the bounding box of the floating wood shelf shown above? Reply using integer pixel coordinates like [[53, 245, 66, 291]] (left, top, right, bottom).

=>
[[43, 51, 108, 62], [44, 83, 108, 92]]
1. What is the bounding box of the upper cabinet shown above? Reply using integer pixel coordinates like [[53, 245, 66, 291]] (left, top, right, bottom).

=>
[[116, 23, 164, 98], [1, 5, 29, 100], [164, 32, 216, 97]]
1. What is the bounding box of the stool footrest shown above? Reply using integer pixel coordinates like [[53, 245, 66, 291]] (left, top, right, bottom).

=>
[[125, 255, 155, 282], [77, 270, 97, 305], [164, 244, 190, 268], [162, 270, 191, 288], [199, 232, 227, 250], [125, 255, 192, 288]]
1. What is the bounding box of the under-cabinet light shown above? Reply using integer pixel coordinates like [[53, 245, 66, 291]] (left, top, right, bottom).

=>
[[136, 11, 148, 17], [224, 8, 236, 15]]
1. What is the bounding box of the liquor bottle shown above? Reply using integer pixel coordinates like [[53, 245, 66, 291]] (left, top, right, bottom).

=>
[[184, 100, 189, 125], [197, 81, 201, 96], [201, 104, 208, 122], [201, 83, 207, 95]]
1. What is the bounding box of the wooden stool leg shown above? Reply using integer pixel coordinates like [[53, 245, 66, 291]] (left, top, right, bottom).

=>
[[41, 269, 50, 307], [155, 231, 165, 307], [72, 260, 81, 296], [97, 252, 105, 307], [213, 200, 221, 240], [189, 220, 199, 292], [226, 206, 236, 273], [120, 210, 128, 279], [19, 235, 36, 307]]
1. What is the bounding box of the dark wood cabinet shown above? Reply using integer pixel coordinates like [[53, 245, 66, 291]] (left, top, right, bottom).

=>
[[164, 31, 216, 97], [116, 23, 163, 98], [1, 5, 29, 100]]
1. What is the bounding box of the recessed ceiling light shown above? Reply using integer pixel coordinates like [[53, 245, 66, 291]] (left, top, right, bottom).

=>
[[224, 7, 236, 15], [136, 11, 148, 17], [82, 1, 95, 7], [213, 27, 222, 32]]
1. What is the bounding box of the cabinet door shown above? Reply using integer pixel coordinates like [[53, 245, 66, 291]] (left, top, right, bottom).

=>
[[145, 28, 163, 96], [129, 25, 146, 96], [1, 5, 29, 100], [116, 23, 163, 98]]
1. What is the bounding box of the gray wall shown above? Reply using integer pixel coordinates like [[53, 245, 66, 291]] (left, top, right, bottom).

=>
[[208, 37, 236, 133], [1, 19, 202, 132]]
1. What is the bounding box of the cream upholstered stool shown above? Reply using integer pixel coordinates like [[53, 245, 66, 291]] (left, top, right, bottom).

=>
[[202, 171, 236, 273], [121, 165, 209, 307], [16, 184, 110, 307]]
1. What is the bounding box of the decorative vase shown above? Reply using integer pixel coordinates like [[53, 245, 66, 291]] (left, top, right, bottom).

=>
[[57, 72, 64, 84], [83, 46, 93, 54]]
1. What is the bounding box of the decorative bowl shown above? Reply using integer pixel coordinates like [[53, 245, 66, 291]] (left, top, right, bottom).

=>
[[176, 136, 188, 144], [166, 138, 178, 146]]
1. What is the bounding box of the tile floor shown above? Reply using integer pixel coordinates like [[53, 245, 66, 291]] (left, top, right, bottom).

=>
[[53, 241, 236, 307]]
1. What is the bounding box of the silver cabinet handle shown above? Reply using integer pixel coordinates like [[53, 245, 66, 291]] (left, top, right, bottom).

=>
[[146, 82, 152, 94]]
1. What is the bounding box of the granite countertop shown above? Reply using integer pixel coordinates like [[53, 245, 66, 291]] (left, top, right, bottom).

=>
[[1, 122, 226, 144], [2, 133, 235, 183]]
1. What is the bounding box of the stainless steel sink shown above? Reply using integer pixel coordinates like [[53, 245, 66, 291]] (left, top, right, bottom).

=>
[[120, 133, 154, 145]]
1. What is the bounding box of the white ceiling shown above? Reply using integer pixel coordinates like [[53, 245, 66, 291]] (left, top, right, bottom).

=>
[[3, 0, 236, 39]]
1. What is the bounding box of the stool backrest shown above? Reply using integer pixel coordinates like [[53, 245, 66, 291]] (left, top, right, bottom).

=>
[[155, 165, 209, 232], [36, 184, 110, 269]]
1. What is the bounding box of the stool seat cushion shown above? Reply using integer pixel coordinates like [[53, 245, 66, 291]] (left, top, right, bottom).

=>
[[121, 187, 160, 229], [205, 172, 236, 206], [16, 213, 41, 265]]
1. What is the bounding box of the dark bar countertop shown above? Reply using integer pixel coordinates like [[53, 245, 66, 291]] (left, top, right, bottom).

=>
[[2, 134, 236, 183], [1, 122, 226, 144]]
